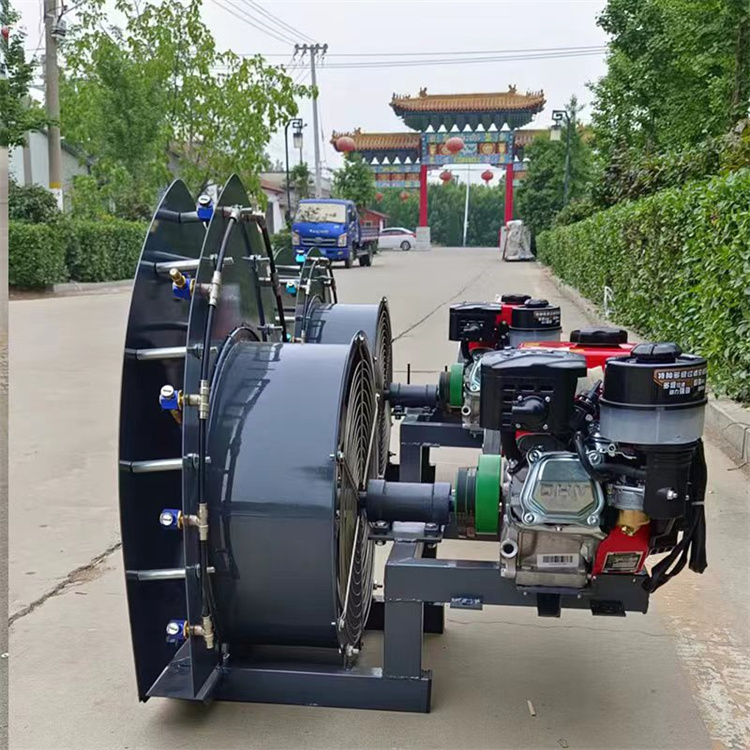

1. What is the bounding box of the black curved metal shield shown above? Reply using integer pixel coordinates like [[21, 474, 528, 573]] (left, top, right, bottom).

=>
[[118, 180, 205, 700], [181, 175, 289, 693]]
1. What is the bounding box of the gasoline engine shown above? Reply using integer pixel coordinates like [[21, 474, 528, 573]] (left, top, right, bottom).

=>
[[118, 176, 710, 715], [452, 345, 708, 593]]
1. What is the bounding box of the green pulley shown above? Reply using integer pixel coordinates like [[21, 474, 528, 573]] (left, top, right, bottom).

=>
[[474, 454, 501, 535]]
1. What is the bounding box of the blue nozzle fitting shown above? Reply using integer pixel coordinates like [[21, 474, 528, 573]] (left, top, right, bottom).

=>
[[169, 268, 193, 300], [159, 508, 182, 530], [166, 619, 188, 644], [295, 253, 306, 264], [285, 281, 298, 296], [159, 385, 180, 412], [196, 195, 214, 222]]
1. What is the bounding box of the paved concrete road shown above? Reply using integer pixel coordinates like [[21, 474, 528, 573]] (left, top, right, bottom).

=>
[[10, 248, 750, 749]]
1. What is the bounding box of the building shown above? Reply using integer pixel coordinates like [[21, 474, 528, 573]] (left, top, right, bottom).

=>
[[260, 178, 285, 234], [360, 207, 388, 233], [8, 130, 92, 207], [260, 171, 332, 224]]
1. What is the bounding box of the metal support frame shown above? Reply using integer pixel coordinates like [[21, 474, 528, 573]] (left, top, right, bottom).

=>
[[399, 408, 482, 482], [146, 535, 648, 712]]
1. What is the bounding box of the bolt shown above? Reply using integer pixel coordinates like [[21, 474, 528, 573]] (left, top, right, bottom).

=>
[[522, 512, 535, 525], [666, 489, 679, 501], [425, 523, 439, 532], [587, 514, 599, 526], [374, 520, 388, 530], [544, 396, 551, 403], [542, 424, 548, 431], [166, 621, 182, 636]]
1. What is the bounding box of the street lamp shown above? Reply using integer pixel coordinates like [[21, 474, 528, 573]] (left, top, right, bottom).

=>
[[284, 117, 304, 223], [550, 109, 572, 205]]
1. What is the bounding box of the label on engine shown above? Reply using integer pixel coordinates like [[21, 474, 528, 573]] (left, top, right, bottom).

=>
[[602, 551, 644, 573], [652, 365, 708, 398], [537, 553, 579, 568]]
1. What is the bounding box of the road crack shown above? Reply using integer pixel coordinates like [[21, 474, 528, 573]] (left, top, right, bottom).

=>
[[9, 541, 122, 626], [392, 261, 497, 343]]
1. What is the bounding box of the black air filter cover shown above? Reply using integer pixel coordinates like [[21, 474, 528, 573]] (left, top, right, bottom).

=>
[[449, 302, 502, 342], [602, 343, 708, 409], [570, 327, 628, 346], [479, 349, 587, 432], [500, 293, 531, 305], [510, 299, 562, 331]]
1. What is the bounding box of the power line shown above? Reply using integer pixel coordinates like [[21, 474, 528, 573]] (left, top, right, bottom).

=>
[[207, 0, 299, 46], [257, 48, 606, 71], [211, 47, 605, 74], [240, 0, 316, 45], [237, 44, 606, 58]]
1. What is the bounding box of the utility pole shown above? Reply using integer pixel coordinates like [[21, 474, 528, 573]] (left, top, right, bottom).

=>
[[44, 0, 63, 209], [295, 43, 327, 198], [462, 166, 471, 247]]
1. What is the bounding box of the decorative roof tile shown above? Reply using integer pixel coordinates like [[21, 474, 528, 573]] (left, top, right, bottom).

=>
[[390, 87, 545, 115], [331, 130, 420, 152]]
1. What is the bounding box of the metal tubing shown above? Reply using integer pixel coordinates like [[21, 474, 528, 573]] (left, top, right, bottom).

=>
[[365, 479, 452, 525], [122, 458, 182, 473], [154, 259, 201, 274], [126, 568, 186, 581], [155, 209, 203, 224], [129, 346, 187, 361], [388, 383, 439, 409]]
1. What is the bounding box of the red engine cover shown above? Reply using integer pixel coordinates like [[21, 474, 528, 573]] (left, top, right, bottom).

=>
[[594, 525, 650, 575], [519, 340, 635, 369]]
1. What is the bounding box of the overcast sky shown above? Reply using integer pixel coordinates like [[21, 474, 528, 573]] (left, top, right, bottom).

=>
[[16, 0, 609, 181]]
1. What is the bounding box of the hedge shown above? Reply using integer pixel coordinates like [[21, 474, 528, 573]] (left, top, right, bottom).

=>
[[537, 168, 750, 403], [64, 219, 146, 283], [9, 222, 69, 287], [9, 218, 147, 288]]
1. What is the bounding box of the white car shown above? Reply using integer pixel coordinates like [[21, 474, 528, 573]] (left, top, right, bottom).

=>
[[378, 227, 416, 251]]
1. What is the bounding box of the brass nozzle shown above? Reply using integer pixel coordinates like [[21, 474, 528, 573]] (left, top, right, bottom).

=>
[[169, 268, 187, 288]]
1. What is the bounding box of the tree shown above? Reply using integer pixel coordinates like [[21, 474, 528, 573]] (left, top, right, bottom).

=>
[[332, 153, 375, 209], [516, 97, 592, 236], [377, 181, 506, 247], [0, 0, 50, 147], [590, 0, 750, 167], [288, 161, 312, 201], [60, 0, 310, 217]]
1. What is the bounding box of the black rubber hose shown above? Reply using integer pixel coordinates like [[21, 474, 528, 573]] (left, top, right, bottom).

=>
[[573, 432, 611, 482], [196, 214, 238, 633], [501, 430, 525, 474]]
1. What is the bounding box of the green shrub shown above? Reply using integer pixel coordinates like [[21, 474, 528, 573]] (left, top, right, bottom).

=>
[[8, 179, 61, 223], [9, 218, 147, 287], [538, 168, 750, 403], [64, 219, 146, 282], [9, 222, 68, 287]]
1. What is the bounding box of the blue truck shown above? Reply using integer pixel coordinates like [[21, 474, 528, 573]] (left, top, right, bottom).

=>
[[292, 198, 378, 268]]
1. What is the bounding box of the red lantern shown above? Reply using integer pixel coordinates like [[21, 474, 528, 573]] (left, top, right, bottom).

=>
[[375, 192, 384, 202], [440, 170, 453, 183], [335, 135, 356, 153], [445, 136, 465, 154], [400, 191, 409, 202], [481, 169, 494, 184], [1, 26, 9, 40]]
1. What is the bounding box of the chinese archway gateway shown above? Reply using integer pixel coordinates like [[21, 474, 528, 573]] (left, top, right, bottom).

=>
[[332, 87, 545, 249]]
